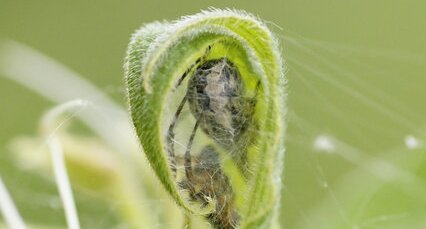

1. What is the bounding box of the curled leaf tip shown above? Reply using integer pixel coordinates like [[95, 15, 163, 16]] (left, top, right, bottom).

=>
[[124, 8, 286, 229]]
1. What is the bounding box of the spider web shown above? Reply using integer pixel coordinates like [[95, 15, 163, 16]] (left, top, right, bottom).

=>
[[1, 30, 426, 229], [277, 30, 426, 229]]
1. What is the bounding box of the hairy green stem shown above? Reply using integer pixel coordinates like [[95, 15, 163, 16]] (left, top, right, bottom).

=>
[[125, 8, 286, 229]]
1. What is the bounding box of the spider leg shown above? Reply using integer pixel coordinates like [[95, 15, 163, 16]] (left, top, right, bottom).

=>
[[247, 80, 261, 109], [253, 80, 261, 99], [184, 119, 200, 183], [176, 45, 212, 87], [167, 94, 188, 177], [168, 45, 211, 177]]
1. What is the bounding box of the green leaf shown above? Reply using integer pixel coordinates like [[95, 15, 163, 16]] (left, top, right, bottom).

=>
[[124, 8, 286, 229]]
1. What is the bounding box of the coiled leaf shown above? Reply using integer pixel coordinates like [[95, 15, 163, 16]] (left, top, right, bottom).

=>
[[124, 8, 286, 229]]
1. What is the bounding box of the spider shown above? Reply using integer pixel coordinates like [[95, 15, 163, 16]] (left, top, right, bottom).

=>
[[167, 45, 260, 177], [166, 45, 260, 228]]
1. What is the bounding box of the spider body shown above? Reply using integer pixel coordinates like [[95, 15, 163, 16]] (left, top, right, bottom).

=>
[[187, 58, 254, 149]]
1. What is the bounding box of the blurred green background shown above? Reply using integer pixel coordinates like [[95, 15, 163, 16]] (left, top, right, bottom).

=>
[[1, 0, 426, 228]]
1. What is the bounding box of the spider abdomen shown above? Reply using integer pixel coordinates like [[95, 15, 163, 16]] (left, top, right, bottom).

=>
[[187, 58, 252, 148]]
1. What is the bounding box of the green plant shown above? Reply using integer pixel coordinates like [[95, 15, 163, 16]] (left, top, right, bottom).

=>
[[124, 8, 286, 228]]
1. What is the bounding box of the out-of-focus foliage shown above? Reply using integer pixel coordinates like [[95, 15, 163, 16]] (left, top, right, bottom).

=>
[[1, 1, 425, 228]]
